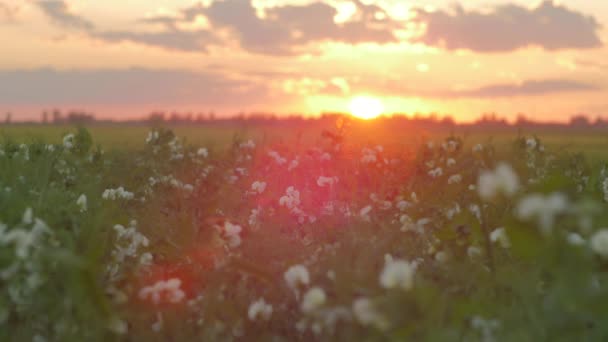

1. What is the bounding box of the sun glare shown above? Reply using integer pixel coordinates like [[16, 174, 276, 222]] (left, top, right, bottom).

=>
[[349, 96, 384, 120]]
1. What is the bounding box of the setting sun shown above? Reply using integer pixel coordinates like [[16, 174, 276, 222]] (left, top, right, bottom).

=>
[[349, 96, 384, 120]]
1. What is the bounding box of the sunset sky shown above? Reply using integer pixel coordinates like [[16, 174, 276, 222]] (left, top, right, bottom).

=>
[[1, 0, 607, 122]]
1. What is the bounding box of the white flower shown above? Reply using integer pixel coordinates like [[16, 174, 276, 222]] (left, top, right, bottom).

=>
[[352, 298, 388, 330], [63, 134, 75, 149], [248, 298, 273, 321], [197, 147, 209, 158], [76, 194, 87, 212], [490, 227, 510, 248], [317, 176, 338, 187], [301, 287, 326, 313], [428, 167, 443, 178], [22, 207, 33, 225], [396, 200, 411, 211], [448, 174, 462, 185], [268, 151, 287, 165], [288, 158, 300, 171], [590, 229, 608, 258], [467, 246, 482, 259], [284, 265, 310, 292], [435, 251, 450, 263], [108, 317, 128, 335], [361, 148, 378, 164], [138, 278, 185, 304], [446, 158, 456, 167], [359, 205, 373, 221], [251, 181, 267, 194], [320, 152, 332, 161], [279, 186, 301, 210], [379, 259, 416, 290], [218, 221, 242, 248], [102, 187, 134, 200], [526, 138, 537, 150], [516, 192, 568, 234], [567, 233, 585, 246], [478, 163, 519, 200], [472, 144, 483, 153], [145, 131, 159, 144], [240, 140, 255, 149]]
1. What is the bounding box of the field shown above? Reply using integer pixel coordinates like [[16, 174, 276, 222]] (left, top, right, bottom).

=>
[[2, 120, 608, 341]]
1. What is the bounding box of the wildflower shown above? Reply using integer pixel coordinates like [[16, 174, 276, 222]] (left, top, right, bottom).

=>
[[216, 221, 243, 248], [590, 229, 608, 258], [279, 186, 301, 210], [62, 134, 75, 149], [320, 152, 332, 161], [445, 203, 461, 219], [251, 181, 267, 194], [288, 158, 300, 171], [317, 176, 338, 187], [108, 317, 128, 335], [516, 192, 568, 234], [248, 298, 273, 321], [197, 147, 209, 158], [301, 287, 326, 313], [526, 138, 537, 150], [396, 200, 411, 211], [428, 167, 443, 178], [240, 140, 256, 149], [102, 187, 134, 200], [360, 205, 373, 221], [567, 233, 585, 246], [284, 265, 310, 292], [76, 194, 87, 212], [471, 316, 500, 342], [435, 251, 450, 263], [448, 174, 462, 185], [361, 148, 378, 164], [352, 298, 388, 330], [478, 163, 519, 200], [446, 158, 456, 167], [138, 278, 185, 304], [22, 207, 33, 225], [268, 151, 287, 165], [379, 259, 416, 290], [472, 144, 483, 153], [490, 227, 510, 248], [145, 131, 159, 144], [467, 246, 482, 259]]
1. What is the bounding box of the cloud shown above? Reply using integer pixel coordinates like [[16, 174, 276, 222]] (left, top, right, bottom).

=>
[[35, 0, 94, 30], [412, 1, 602, 52], [0, 2, 20, 23], [449, 79, 599, 97], [34, 0, 400, 55], [378, 79, 599, 98], [0, 68, 269, 107]]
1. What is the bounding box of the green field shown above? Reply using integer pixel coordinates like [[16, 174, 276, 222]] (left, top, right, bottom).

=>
[[2, 124, 608, 341]]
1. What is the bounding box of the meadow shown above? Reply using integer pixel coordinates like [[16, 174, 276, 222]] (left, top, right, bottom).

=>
[[2, 119, 608, 341]]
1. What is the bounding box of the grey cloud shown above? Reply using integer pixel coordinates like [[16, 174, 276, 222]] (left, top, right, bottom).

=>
[[35, 0, 94, 30], [95, 30, 217, 53], [35, 0, 400, 55], [0, 68, 269, 106], [450, 79, 599, 97], [413, 1, 602, 52], [378, 79, 599, 98]]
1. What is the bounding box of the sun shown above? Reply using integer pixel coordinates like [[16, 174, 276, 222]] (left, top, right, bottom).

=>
[[348, 96, 384, 120]]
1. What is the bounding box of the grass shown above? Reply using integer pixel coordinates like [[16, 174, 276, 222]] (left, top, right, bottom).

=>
[[2, 122, 608, 341]]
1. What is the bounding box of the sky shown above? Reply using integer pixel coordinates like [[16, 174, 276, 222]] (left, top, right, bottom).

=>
[[1, 0, 607, 122]]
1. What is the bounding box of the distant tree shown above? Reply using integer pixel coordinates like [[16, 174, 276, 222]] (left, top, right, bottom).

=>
[[570, 114, 590, 127], [52, 109, 63, 124], [42, 111, 49, 124], [4, 112, 11, 124]]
